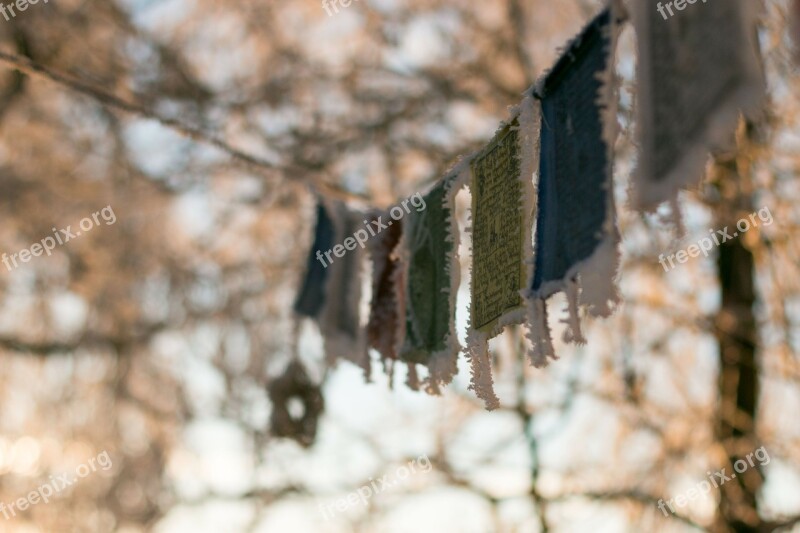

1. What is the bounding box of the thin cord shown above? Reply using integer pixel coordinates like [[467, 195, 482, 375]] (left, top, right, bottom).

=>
[[0, 51, 365, 202]]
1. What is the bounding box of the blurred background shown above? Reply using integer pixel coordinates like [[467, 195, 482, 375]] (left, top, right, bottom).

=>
[[0, 0, 798, 531]]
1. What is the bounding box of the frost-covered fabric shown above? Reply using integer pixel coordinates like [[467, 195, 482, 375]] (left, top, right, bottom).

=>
[[524, 5, 622, 368], [319, 202, 369, 377], [400, 180, 452, 363], [469, 121, 526, 333], [366, 210, 404, 364], [398, 173, 463, 395], [293, 201, 335, 318], [631, 0, 765, 211], [465, 94, 539, 410]]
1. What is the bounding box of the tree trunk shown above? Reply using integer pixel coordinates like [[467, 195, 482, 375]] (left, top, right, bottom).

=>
[[711, 133, 765, 532]]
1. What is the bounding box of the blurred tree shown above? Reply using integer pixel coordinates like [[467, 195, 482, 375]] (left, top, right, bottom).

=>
[[0, 0, 797, 532]]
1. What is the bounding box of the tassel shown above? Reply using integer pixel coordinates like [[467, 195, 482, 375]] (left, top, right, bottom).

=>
[[386, 358, 395, 390], [406, 363, 420, 391], [562, 279, 587, 345], [423, 377, 442, 397], [527, 298, 556, 368], [424, 349, 458, 396], [465, 333, 500, 410], [361, 350, 373, 383], [669, 196, 687, 238]]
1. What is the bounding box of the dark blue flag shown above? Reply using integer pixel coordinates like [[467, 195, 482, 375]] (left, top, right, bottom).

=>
[[525, 6, 621, 367], [294, 201, 335, 318]]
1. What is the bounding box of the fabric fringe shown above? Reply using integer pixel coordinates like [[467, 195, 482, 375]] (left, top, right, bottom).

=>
[[668, 196, 687, 239], [385, 357, 396, 390], [406, 362, 421, 391], [524, 297, 557, 368], [577, 237, 621, 318], [562, 278, 587, 345], [465, 330, 500, 410]]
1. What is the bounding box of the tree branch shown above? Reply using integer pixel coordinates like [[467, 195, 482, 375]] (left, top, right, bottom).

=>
[[0, 51, 361, 201]]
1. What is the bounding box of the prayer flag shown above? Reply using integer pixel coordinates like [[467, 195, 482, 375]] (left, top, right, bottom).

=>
[[294, 201, 336, 318], [465, 94, 539, 409], [632, 0, 765, 211], [399, 174, 464, 395], [525, 5, 623, 367]]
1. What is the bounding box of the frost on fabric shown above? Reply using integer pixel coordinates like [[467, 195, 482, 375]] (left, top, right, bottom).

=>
[[464, 94, 539, 410], [396, 169, 466, 396], [630, 0, 766, 216], [523, 2, 624, 368]]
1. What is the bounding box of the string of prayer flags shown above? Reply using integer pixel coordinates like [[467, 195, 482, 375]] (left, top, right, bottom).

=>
[[465, 94, 539, 410], [631, 0, 765, 212], [318, 202, 370, 378], [288, 0, 777, 411], [365, 209, 405, 370], [398, 171, 465, 395], [294, 200, 336, 319], [524, 4, 622, 367]]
